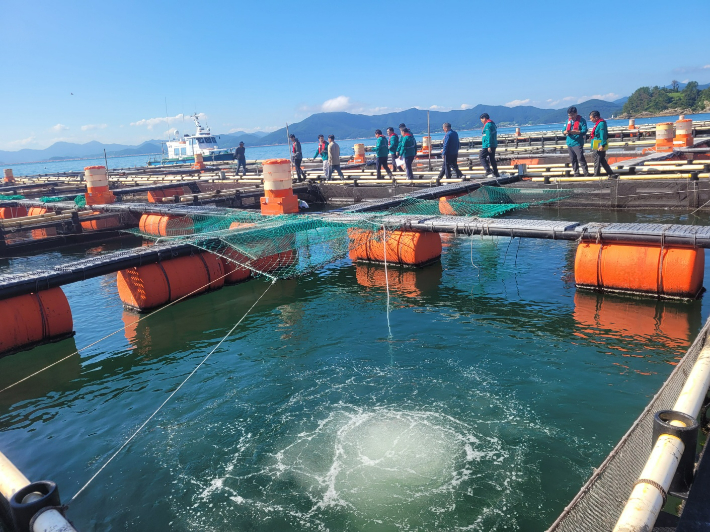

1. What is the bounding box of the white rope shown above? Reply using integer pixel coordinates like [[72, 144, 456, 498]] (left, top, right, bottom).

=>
[[381, 224, 392, 337], [69, 278, 276, 504]]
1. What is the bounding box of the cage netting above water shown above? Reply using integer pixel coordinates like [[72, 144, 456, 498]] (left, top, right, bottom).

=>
[[129, 186, 572, 280]]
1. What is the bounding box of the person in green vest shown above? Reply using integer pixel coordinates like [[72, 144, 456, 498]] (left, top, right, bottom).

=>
[[588, 110, 618, 178], [374, 129, 393, 179], [397, 128, 417, 179], [387, 127, 400, 172], [563, 106, 589, 176], [479, 113, 499, 177]]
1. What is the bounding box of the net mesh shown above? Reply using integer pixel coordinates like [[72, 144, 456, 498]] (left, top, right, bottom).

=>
[[0, 195, 25, 200], [128, 186, 572, 280]]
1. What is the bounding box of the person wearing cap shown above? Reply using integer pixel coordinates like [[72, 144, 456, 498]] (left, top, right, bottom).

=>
[[588, 110, 618, 178], [313, 134, 329, 179], [289, 134, 304, 181], [234, 142, 247, 176], [564, 106, 589, 176], [327, 135, 345, 180], [479, 113, 499, 177], [397, 128, 417, 179], [387, 127, 400, 172], [438, 123, 463, 179], [374, 129, 394, 179]]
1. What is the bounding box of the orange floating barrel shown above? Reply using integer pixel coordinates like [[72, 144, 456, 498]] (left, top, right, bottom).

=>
[[0, 287, 74, 355], [193, 153, 206, 170], [349, 229, 442, 266], [575, 242, 704, 298], [349, 143, 366, 164], [27, 206, 48, 216], [81, 212, 122, 231], [628, 118, 637, 130], [674, 118, 693, 147], [0, 206, 28, 219], [84, 166, 115, 206], [438, 192, 469, 215], [261, 158, 298, 215], [3, 169, 15, 183], [117, 253, 225, 311], [138, 214, 194, 237], [655, 123, 674, 152]]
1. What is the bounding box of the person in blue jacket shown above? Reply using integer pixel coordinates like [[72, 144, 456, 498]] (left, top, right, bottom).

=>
[[479, 113, 499, 177], [588, 110, 618, 178], [397, 128, 417, 179], [374, 129, 393, 179], [387, 127, 399, 172], [437, 123, 463, 179], [564, 106, 589, 176]]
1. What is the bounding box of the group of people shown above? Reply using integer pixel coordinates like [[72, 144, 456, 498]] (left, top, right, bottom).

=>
[[242, 108, 616, 182], [564, 106, 618, 178], [287, 115, 502, 182]]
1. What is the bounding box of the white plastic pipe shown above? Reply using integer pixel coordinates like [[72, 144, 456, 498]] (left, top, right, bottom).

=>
[[32, 508, 78, 532], [0, 451, 30, 500], [613, 344, 710, 531]]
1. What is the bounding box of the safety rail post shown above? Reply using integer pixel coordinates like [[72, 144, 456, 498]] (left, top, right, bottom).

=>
[[613, 344, 710, 532], [0, 451, 77, 532]]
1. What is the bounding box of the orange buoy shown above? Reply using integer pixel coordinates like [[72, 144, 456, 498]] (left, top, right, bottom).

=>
[[117, 253, 225, 311], [628, 118, 637, 130], [0, 288, 74, 355], [193, 153, 206, 170], [349, 229, 442, 266], [261, 158, 298, 215], [84, 166, 115, 206], [655, 123, 675, 152], [3, 169, 15, 183], [0, 206, 28, 219], [138, 214, 194, 237], [674, 118, 693, 147], [81, 212, 122, 231], [575, 242, 704, 298], [438, 192, 469, 215]]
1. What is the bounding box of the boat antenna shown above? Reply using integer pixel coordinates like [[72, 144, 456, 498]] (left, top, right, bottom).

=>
[[286, 122, 294, 180]]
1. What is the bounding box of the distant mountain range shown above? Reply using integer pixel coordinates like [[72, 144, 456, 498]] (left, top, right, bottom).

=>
[[1, 99, 623, 164], [257, 99, 623, 145]]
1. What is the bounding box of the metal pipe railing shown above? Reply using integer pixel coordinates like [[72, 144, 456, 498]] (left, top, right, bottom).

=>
[[613, 344, 710, 531]]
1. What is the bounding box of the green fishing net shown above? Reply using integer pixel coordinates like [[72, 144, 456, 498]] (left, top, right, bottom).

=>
[[0, 194, 25, 200], [128, 186, 572, 280]]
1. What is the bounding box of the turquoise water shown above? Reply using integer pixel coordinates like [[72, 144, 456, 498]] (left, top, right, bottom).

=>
[[6, 113, 710, 177], [0, 208, 706, 530]]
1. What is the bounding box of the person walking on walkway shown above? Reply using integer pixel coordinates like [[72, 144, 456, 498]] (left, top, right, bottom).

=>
[[564, 106, 589, 176], [438, 123, 464, 179], [235, 142, 247, 176], [327, 135, 345, 180], [313, 135, 329, 179], [374, 130, 394, 179], [289, 134, 304, 181], [479, 113, 499, 177], [387, 127, 399, 172], [588, 110, 618, 178], [398, 127, 417, 179]]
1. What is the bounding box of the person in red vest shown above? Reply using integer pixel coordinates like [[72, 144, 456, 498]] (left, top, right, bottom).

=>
[[312, 135, 329, 179], [563, 106, 589, 176]]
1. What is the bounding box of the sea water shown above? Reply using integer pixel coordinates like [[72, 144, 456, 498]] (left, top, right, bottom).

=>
[[0, 208, 707, 530]]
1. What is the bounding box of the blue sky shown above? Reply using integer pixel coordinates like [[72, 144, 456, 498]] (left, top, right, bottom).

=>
[[1, 0, 709, 151]]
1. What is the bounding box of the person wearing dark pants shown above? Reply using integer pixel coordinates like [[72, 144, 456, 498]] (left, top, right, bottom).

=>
[[326, 135, 345, 179], [387, 127, 399, 172], [374, 129, 393, 179], [564, 106, 589, 176], [235, 142, 247, 176], [398, 127, 417, 179], [289, 134, 304, 181], [479, 113, 499, 177], [437, 123, 463, 179], [588, 110, 618, 178]]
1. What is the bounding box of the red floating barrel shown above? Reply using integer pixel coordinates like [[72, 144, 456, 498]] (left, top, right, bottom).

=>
[[575, 242, 705, 298], [0, 288, 74, 355], [117, 253, 225, 311], [0, 206, 28, 219]]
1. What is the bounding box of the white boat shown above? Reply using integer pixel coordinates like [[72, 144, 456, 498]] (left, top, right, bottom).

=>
[[154, 115, 235, 165]]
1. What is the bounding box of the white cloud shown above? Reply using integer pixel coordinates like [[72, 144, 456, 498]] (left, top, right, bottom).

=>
[[460, 104, 473, 110], [130, 113, 206, 130], [429, 105, 444, 110], [674, 64, 710, 74], [582, 93, 620, 102], [227, 126, 279, 134], [321, 96, 353, 113], [81, 123, 108, 131], [505, 98, 531, 107], [51, 124, 68, 132], [9, 136, 37, 146]]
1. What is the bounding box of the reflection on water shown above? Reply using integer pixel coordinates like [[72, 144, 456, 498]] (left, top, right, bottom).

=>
[[355, 261, 442, 299]]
